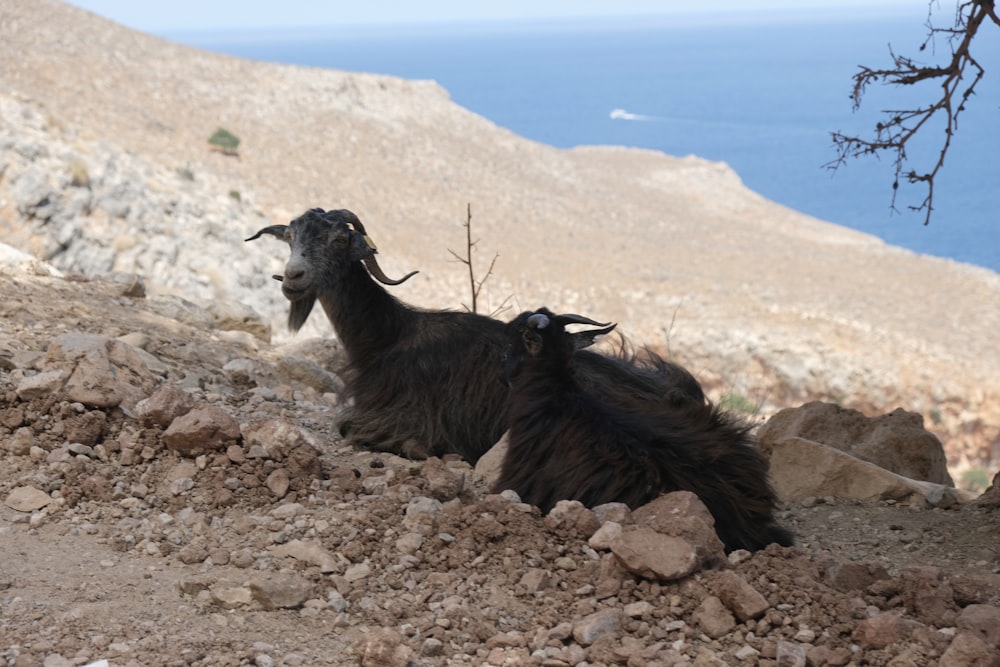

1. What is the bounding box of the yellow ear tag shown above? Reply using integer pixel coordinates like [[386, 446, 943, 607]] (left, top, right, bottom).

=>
[[364, 235, 378, 252]]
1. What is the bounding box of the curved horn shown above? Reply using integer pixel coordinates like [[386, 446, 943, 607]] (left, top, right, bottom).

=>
[[362, 255, 419, 286], [526, 313, 550, 330], [245, 224, 289, 242], [554, 313, 612, 328], [346, 215, 367, 236]]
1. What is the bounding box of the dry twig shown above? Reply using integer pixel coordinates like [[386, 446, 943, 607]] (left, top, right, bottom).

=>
[[448, 204, 511, 316]]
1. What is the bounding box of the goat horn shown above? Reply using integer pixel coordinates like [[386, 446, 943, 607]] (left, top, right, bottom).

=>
[[244, 224, 289, 242], [527, 313, 550, 330], [347, 215, 367, 235], [362, 255, 419, 286], [555, 313, 613, 328]]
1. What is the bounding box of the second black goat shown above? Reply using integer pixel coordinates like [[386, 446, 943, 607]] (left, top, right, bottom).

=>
[[497, 307, 794, 553]]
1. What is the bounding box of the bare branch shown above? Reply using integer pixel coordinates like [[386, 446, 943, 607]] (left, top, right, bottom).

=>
[[447, 203, 510, 315], [826, 0, 996, 225]]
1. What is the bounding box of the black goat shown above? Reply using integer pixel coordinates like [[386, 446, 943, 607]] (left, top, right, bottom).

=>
[[247, 207, 507, 461], [497, 307, 794, 553], [247, 208, 703, 464]]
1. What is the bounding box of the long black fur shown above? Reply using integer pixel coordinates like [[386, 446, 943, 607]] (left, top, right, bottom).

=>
[[248, 208, 509, 461], [497, 307, 794, 553], [248, 208, 706, 464]]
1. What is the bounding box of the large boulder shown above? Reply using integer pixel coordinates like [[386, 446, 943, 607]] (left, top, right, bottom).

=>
[[764, 436, 965, 507], [758, 401, 953, 486]]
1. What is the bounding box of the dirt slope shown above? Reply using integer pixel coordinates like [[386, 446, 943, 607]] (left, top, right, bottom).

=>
[[0, 269, 998, 666]]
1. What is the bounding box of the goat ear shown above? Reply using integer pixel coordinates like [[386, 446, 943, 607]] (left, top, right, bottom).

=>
[[570, 323, 617, 350], [347, 231, 376, 262], [245, 225, 290, 243], [522, 329, 544, 357]]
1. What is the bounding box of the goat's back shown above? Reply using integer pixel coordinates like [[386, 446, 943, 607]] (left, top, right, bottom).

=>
[[340, 308, 509, 462]]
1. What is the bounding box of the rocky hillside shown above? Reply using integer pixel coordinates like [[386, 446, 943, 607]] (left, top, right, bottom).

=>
[[0, 0, 998, 481]]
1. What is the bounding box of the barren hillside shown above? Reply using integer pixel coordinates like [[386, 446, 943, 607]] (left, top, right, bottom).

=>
[[0, 0, 997, 478], [2, 4, 1000, 666]]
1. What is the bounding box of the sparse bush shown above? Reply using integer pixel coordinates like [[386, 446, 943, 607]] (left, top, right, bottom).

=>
[[229, 190, 241, 202], [208, 127, 240, 156], [961, 467, 990, 493], [929, 407, 943, 425], [176, 166, 195, 181], [719, 392, 759, 415]]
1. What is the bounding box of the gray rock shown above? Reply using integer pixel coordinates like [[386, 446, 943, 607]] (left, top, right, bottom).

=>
[[241, 419, 320, 462], [15, 368, 66, 400], [631, 492, 726, 566], [759, 401, 953, 486], [248, 573, 314, 610], [572, 608, 622, 646], [766, 436, 966, 505], [693, 595, 736, 639], [147, 295, 215, 329], [939, 632, 1000, 667], [423, 456, 464, 501], [5, 485, 53, 512], [610, 525, 700, 581], [852, 611, 923, 650], [209, 298, 270, 341], [270, 539, 343, 574], [474, 431, 507, 488], [162, 405, 241, 456], [265, 468, 290, 498], [98, 271, 146, 297], [775, 640, 808, 667], [353, 627, 415, 667], [403, 496, 443, 535], [222, 358, 259, 386], [712, 570, 770, 621], [135, 385, 195, 427], [43, 333, 156, 409], [15, 165, 57, 219], [957, 604, 1000, 648], [519, 568, 550, 594]]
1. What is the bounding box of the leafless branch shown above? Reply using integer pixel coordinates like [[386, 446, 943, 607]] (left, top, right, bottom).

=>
[[447, 203, 510, 316], [826, 0, 997, 225]]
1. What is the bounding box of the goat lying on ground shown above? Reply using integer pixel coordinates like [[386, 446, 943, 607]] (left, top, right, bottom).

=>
[[247, 208, 703, 464], [247, 207, 507, 462], [497, 307, 794, 553]]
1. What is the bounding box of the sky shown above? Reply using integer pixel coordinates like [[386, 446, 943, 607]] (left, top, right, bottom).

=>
[[64, 0, 918, 32]]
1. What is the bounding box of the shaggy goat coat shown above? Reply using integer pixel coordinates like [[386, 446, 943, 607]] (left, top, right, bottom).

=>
[[496, 309, 794, 553], [249, 208, 708, 465]]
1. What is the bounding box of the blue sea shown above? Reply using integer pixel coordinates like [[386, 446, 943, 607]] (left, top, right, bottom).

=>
[[164, 7, 999, 274]]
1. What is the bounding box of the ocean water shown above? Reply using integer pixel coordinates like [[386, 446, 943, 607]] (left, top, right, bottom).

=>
[[164, 8, 999, 273]]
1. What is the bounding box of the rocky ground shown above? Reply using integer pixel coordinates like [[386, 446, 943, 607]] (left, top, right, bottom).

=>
[[2, 2, 1000, 665], [1, 268, 999, 667]]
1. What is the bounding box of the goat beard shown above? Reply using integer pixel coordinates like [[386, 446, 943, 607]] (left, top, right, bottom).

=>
[[287, 294, 316, 332]]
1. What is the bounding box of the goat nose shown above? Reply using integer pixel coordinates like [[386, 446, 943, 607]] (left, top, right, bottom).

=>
[[284, 265, 306, 282]]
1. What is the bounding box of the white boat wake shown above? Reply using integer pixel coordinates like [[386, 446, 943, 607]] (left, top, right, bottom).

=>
[[610, 108, 658, 121]]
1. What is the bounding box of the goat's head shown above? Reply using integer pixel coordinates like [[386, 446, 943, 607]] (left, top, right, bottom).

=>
[[246, 208, 418, 331], [504, 307, 616, 380]]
